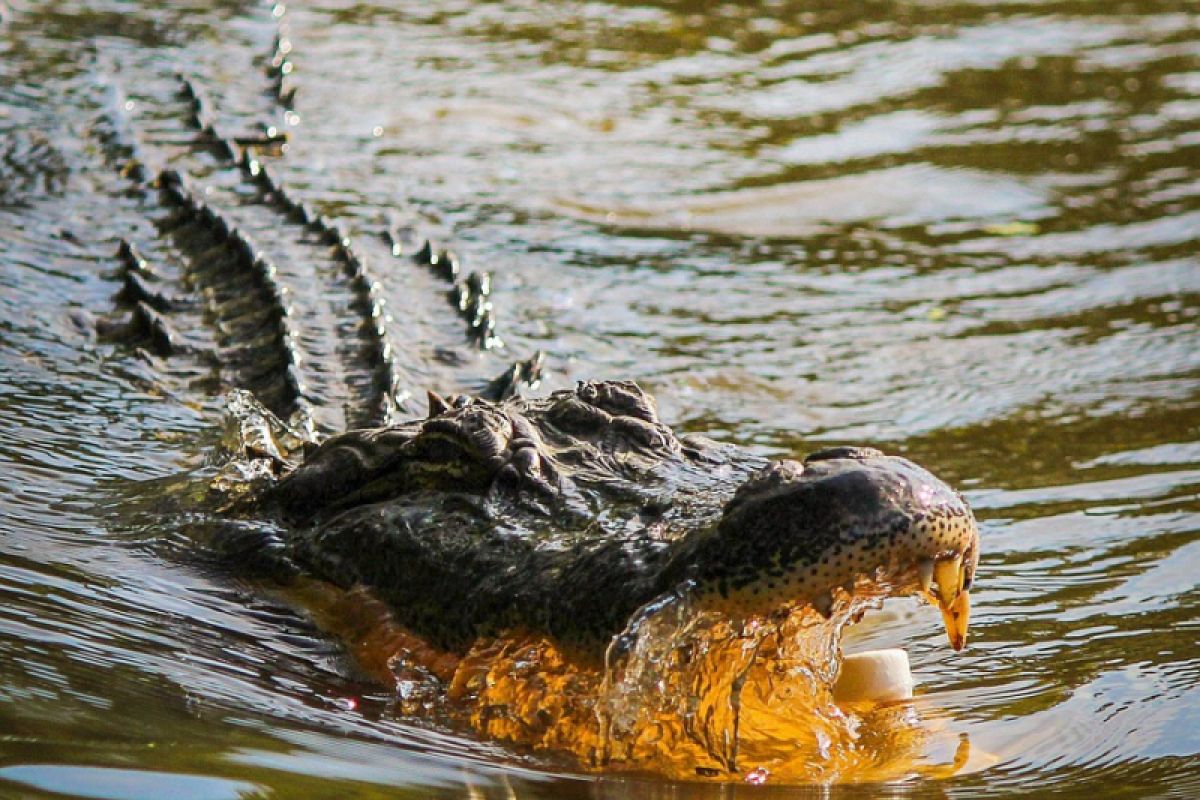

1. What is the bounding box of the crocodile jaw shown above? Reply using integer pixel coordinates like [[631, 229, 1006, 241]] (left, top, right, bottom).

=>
[[925, 551, 974, 651], [686, 450, 980, 653]]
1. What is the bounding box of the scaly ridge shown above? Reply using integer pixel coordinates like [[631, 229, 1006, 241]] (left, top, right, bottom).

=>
[[156, 167, 314, 427], [239, 149, 411, 426], [264, 1, 298, 111], [169, 73, 415, 429], [265, 7, 547, 400]]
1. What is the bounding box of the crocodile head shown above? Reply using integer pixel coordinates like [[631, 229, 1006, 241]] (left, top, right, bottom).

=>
[[267, 382, 978, 652]]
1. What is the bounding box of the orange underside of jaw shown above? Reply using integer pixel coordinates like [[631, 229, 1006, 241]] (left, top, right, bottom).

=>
[[285, 576, 979, 784]]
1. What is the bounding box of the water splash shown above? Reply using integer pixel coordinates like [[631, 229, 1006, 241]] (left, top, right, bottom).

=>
[[428, 585, 954, 783]]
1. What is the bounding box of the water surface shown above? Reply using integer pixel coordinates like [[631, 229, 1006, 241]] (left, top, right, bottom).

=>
[[1, 0, 1198, 797]]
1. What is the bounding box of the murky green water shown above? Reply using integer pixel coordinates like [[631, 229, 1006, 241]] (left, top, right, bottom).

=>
[[2, 0, 1198, 797]]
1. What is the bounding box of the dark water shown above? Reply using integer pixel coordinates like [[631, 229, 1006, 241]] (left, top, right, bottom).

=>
[[2, 0, 1198, 797]]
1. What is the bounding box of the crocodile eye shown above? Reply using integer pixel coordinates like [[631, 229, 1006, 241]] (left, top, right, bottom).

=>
[[414, 434, 471, 462]]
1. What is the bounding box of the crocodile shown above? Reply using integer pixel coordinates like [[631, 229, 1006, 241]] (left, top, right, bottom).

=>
[[256, 381, 978, 658], [80, 10, 980, 777], [209, 377, 978, 777]]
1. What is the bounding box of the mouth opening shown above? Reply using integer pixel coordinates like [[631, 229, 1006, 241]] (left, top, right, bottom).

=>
[[590, 571, 951, 781]]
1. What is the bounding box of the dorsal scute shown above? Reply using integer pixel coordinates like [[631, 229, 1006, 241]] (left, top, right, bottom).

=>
[[574, 379, 661, 424], [419, 401, 514, 471], [276, 381, 719, 523]]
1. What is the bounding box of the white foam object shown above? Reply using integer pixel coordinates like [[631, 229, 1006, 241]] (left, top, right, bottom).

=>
[[833, 648, 914, 704]]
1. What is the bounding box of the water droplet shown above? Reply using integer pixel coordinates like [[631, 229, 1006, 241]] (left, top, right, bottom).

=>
[[744, 767, 770, 785]]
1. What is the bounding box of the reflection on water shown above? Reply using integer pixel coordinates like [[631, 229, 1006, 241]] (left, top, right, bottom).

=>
[[556, 163, 1054, 238], [1, 0, 1198, 796]]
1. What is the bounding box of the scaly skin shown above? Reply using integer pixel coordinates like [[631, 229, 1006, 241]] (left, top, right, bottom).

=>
[[264, 380, 978, 654]]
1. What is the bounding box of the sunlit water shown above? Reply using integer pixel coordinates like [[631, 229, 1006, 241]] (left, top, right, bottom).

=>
[[2, 0, 1198, 797]]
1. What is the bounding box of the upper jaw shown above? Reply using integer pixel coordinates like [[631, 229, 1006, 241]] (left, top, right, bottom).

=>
[[918, 551, 974, 651], [693, 450, 980, 652]]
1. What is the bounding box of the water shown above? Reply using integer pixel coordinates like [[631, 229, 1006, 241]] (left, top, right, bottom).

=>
[[1, 0, 1198, 796]]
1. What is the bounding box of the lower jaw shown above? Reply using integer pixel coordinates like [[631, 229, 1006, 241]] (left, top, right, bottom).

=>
[[460, 590, 967, 783], [285, 575, 963, 783]]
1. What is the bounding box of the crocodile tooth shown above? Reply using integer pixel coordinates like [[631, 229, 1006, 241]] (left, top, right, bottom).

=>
[[469, 296, 490, 325], [918, 557, 935, 597], [933, 553, 963, 608], [523, 351, 545, 388], [384, 220, 415, 257], [941, 590, 970, 652], [474, 311, 498, 349]]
